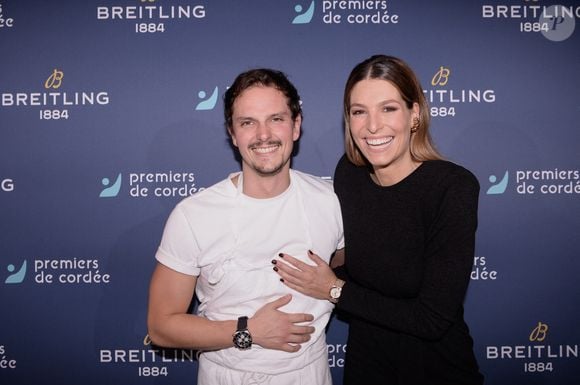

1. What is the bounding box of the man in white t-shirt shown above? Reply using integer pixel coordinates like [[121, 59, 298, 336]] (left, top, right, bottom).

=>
[[147, 68, 344, 385]]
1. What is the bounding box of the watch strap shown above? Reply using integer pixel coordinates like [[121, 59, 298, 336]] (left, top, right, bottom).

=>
[[237, 316, 248, 331]]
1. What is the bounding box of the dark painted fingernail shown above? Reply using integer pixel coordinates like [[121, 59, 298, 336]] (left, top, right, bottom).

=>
[[308, 250, 313, 254], [278, 253, 284, 258], [280, 278, 284, 282], [273, 266, 278, 272], [271, 259, 277, 264]]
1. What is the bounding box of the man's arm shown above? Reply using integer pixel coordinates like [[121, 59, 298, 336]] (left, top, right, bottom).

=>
[[147, 263, 316, 352], [147, 263, 234, 350]]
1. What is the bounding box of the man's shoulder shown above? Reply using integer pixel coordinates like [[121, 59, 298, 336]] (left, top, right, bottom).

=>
[[176, 173, 237, 210], [291, 169, 334, 194]]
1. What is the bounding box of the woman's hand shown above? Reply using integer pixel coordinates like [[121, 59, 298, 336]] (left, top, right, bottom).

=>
[[273, 250, 337, 300]]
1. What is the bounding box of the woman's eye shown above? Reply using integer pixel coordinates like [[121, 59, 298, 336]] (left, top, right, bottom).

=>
[[383, 106, 397, 112], [351, 109, 365, 116]]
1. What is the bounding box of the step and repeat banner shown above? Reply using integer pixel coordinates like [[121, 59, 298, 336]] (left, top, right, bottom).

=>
[[1, 1, 579, 384]]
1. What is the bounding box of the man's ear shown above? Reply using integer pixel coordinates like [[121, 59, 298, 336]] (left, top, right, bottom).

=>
[[228, 127, 238, 147], [292, 115, 302, 141]]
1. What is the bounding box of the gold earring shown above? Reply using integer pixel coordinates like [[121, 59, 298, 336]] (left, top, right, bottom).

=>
[[410, 117, 419, 133]]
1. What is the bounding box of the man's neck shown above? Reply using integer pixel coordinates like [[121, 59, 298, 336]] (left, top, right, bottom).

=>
[[234, 168, 292, 199]]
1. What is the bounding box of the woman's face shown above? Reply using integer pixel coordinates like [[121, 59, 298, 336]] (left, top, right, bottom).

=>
[[348, 78, 419, 182]]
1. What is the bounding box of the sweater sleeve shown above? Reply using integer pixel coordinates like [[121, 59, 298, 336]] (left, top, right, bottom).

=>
[[336, 169, 480, 341]]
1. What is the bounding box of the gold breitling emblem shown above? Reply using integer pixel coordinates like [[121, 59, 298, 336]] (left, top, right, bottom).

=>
[[44, 69, 64, 89], [431, 66, 450, 87], [529, 321, 549, 342]]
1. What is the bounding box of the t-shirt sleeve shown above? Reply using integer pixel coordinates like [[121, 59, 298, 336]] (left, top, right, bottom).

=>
[[336, 207, 344, 250], [332, 186, 346, 251], [333, 155, 349, 251], [155, 205, 201, 276]]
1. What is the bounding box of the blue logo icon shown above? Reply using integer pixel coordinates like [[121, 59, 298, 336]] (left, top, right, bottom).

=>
[[100, 173, 122, 198], [5, 260, 27, 284], [292, 1, 315, 24], [195, 86, 219, 111], [487, 171, 509, 195]]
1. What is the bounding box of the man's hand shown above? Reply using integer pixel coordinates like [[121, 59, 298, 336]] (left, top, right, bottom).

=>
[[249, 294, 315, 353]]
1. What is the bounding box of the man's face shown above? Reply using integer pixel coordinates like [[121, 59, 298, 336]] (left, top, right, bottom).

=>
[[230, 85, 301, 178]]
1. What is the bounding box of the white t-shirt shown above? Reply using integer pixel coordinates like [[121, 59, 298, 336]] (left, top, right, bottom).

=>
[[156, 169, 344, 374]]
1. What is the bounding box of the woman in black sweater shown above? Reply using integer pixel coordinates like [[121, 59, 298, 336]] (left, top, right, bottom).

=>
[[274, 55, 484, 384]]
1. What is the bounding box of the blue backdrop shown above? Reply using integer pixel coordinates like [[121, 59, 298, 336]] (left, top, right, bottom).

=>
[[1, 1, 579, 384]]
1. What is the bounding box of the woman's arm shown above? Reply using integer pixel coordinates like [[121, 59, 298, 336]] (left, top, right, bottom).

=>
[[275, 172, 479, 341]]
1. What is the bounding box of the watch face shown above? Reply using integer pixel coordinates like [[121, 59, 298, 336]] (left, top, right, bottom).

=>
[[330, 286, 342, 299], [233, 330, 252, 350]]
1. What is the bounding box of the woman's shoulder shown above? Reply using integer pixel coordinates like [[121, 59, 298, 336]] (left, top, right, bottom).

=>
[[335, 154, 365, 175], [336, 153, 351, 171], [422, 160, 479, 191]]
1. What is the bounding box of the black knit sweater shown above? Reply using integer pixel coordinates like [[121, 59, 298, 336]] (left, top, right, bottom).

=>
[[333, 155, 484, 385]]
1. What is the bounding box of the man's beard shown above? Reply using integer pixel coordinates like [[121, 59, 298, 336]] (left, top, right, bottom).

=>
[[246, 140, 289, 177]]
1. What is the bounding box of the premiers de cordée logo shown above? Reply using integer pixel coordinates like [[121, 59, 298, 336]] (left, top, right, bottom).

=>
[[0, 345, 17, 370], [320, 1, 399, 24], [0, 2, 14, 28], [4, 258, 111, 285], [487, 168, 580, 196], [100, 171, 206, 199]]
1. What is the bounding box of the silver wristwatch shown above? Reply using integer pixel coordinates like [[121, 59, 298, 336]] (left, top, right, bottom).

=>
[[329, 279, 345, 303]]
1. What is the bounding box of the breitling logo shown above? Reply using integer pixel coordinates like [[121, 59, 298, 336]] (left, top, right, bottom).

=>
[[1, 69, 110, 108], [529, 322, 549, 342], [45, 69, 64, 89]]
